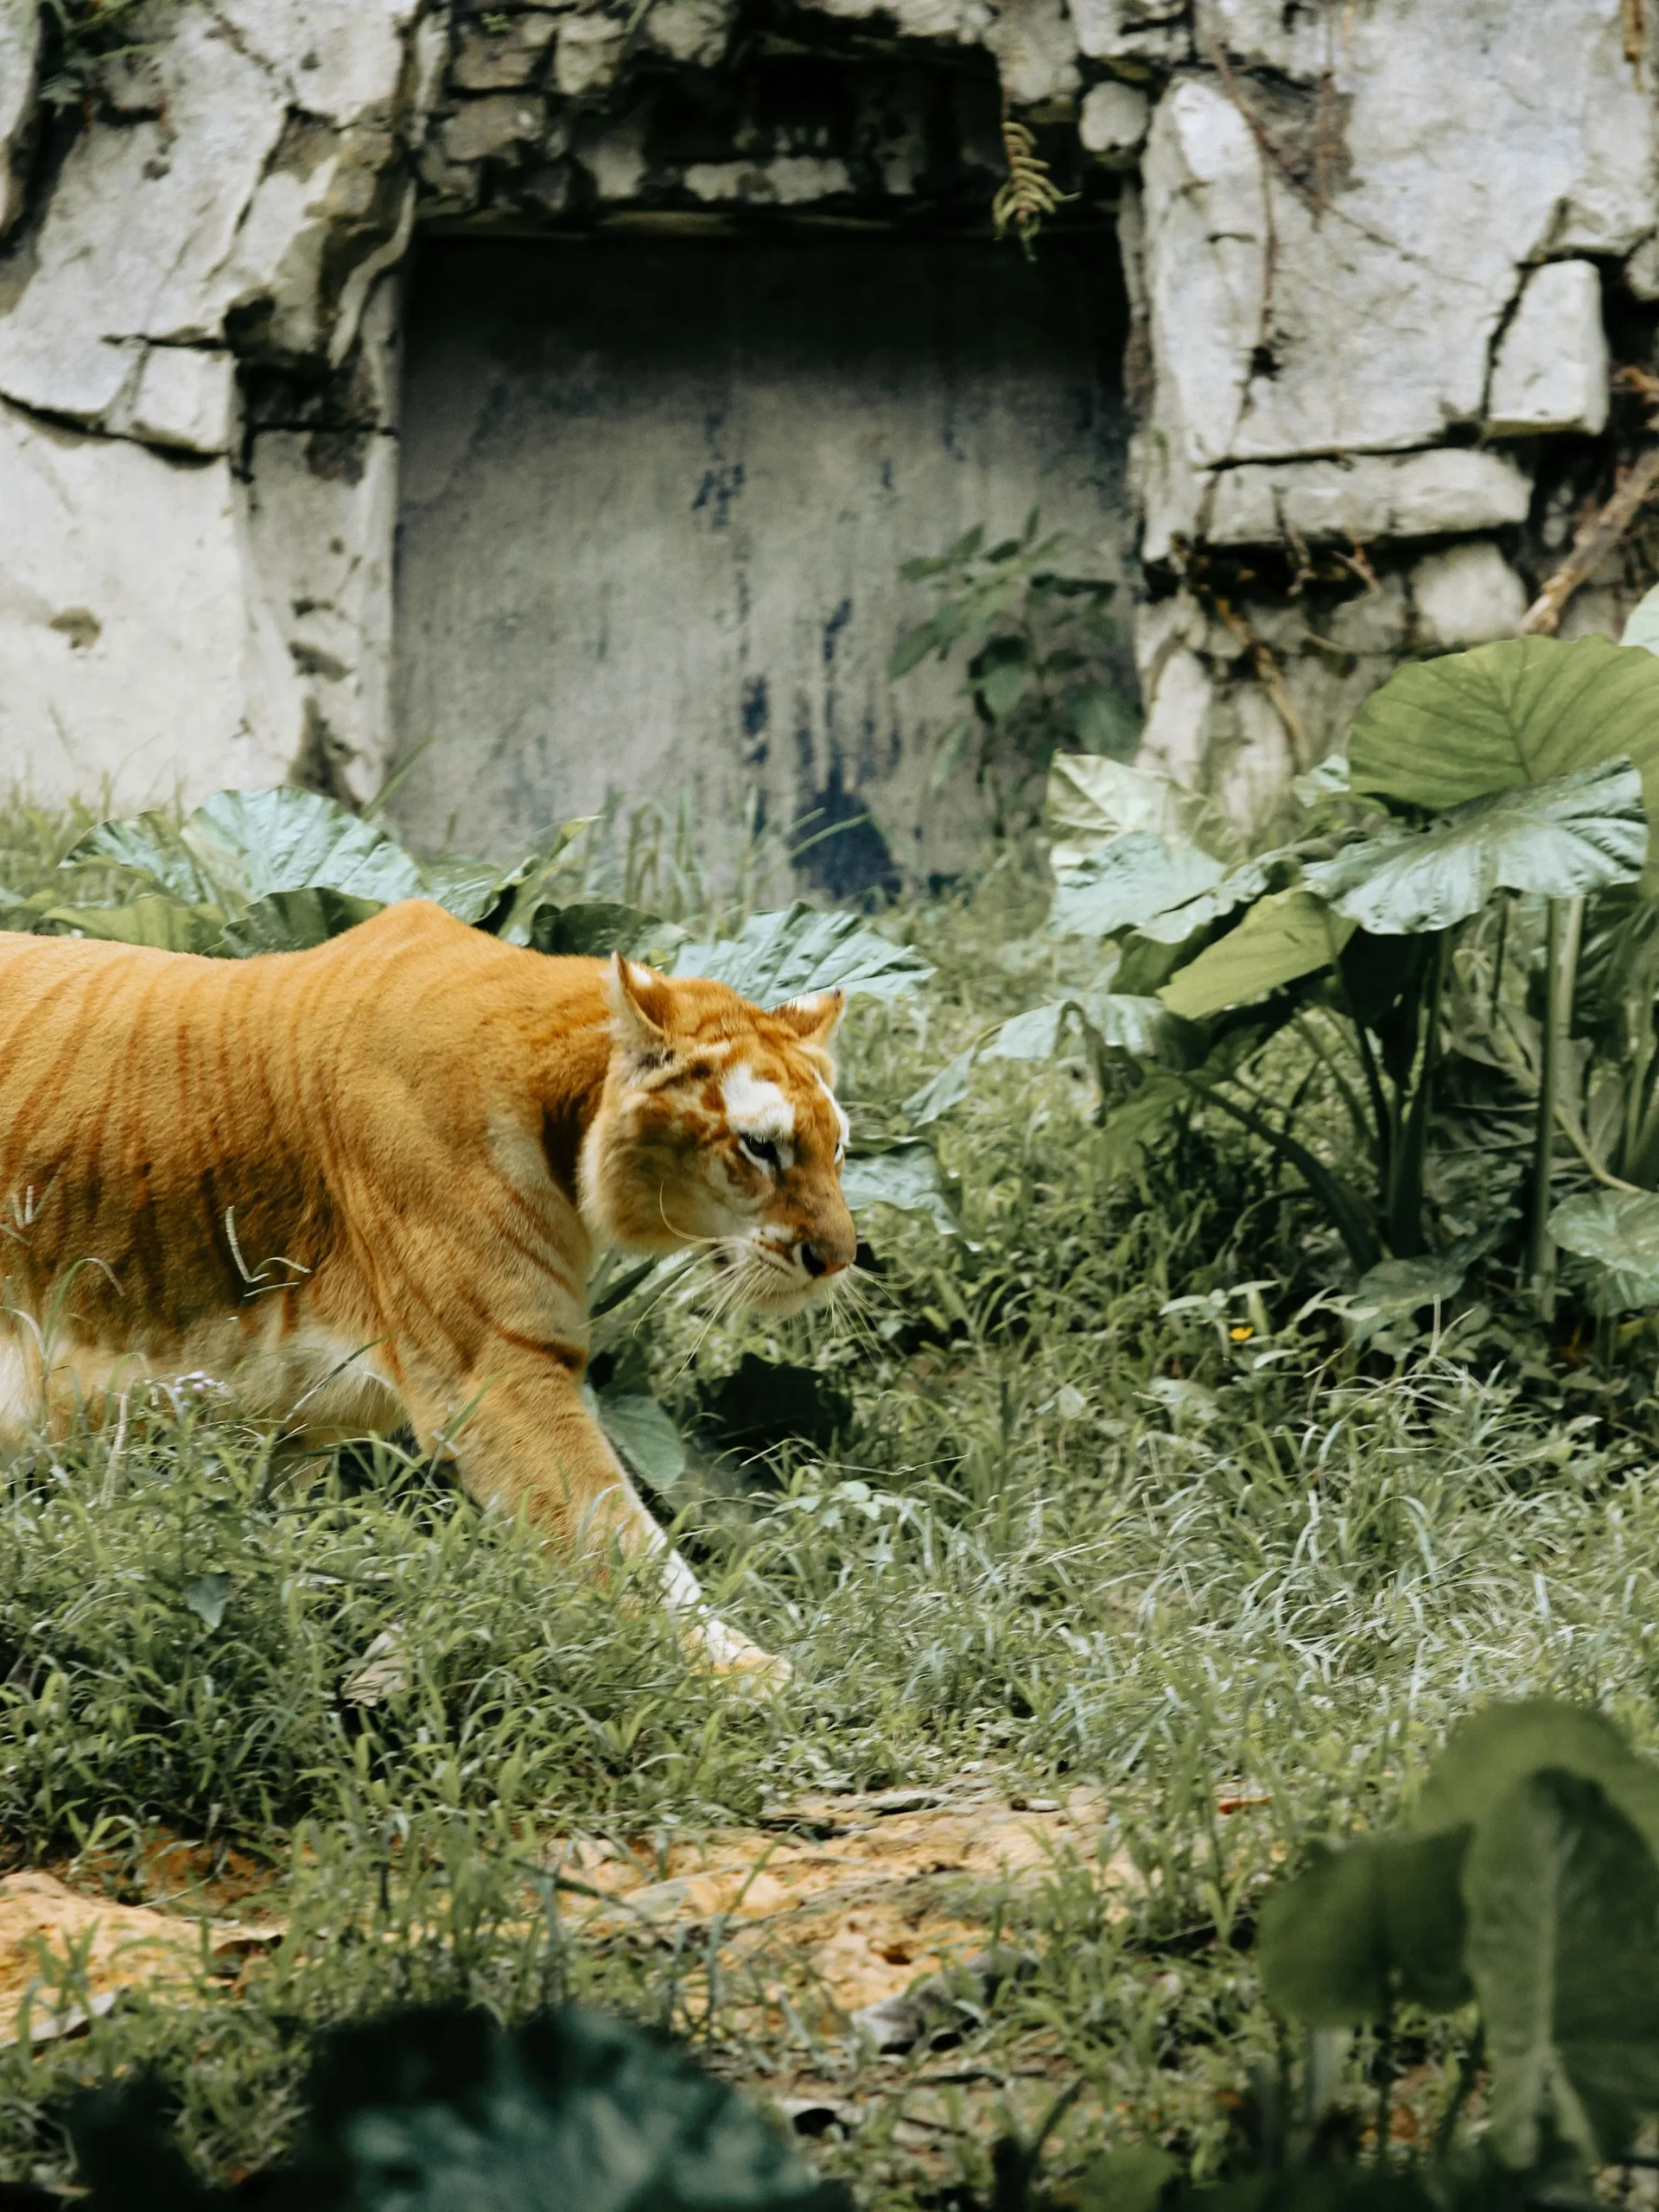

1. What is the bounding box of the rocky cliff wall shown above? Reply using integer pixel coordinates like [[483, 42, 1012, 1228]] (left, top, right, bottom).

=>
[[2, 0, 1656, 861]]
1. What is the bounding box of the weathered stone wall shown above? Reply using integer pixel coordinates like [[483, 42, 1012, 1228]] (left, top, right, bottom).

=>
[[2, 0, 1656, 867], [1128, 0, 1659, 811], [0, 0, 435, 806]]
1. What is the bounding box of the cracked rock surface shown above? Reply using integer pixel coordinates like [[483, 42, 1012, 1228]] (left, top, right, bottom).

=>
[[1, 0, 1656, 834], [1488, 261, 1612, 438], [0, 0, 430, 806], [0, 0, 424, 432], [1137, 0, 1656, 558]]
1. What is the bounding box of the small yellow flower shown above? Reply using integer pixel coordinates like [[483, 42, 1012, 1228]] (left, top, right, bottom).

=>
[[1229, 1325, 1254, 1342]]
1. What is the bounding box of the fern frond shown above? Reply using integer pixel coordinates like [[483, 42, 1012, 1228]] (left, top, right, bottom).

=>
[[991, 118, 1077, 260]]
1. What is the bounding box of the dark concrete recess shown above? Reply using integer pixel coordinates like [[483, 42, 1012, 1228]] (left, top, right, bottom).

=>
[[389, 232, 1132, 890]]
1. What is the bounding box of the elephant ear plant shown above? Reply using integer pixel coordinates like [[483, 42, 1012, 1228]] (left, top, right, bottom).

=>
[[1078, 1700, 1659, 2212], [909, 612, 1659, 1320], [56, 2002, 849, 2210]]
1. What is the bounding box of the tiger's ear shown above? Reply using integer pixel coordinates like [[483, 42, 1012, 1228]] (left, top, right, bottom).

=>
[[773, 989, 844, 1048], [606, 955, 673, 1066]]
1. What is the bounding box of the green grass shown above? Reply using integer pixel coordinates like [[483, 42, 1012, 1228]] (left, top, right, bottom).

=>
[[5, 816, 1659, 2204]]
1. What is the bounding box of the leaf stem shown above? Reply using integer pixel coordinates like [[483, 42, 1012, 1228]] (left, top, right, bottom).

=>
[[1388, 931, 1447, 1259], [1291, 1011, 1373, 1153], [1433, 2027, 1484, 2162], [1553, 1099, 1643, 1193], [1529, 897, 1586, 1313], [1490, 891, 1510, 1033], [1329, 952, 1391, 1185], [1372, 2006, 1395, 2170], [1177, 1074, 1380, 1272]]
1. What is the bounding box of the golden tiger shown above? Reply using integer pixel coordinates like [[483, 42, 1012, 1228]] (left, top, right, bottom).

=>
[[0, 899, 857, 1676]]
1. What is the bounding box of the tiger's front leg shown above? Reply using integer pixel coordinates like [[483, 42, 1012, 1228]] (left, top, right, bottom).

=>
[[401, 1342, 787, 1683]]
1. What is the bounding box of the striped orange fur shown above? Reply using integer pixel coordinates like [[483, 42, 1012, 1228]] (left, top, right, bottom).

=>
[[0, 899, 856, 1675]]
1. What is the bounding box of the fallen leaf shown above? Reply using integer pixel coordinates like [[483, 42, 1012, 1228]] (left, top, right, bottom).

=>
[[544, 1785, 1131, 2035], [0, 1871, 280, 2047], [340, 1624, 411, 1707]]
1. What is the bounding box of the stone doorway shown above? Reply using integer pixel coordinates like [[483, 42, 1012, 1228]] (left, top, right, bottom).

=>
[[388, 229, 1132, 893]]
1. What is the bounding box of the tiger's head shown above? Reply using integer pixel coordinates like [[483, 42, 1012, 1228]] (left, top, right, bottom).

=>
[[581, 955, 857, 1315]]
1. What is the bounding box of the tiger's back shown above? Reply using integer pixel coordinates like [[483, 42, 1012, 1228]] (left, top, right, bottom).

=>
[[0, 900, 856, 1675], [0, 904, 601, 1434]]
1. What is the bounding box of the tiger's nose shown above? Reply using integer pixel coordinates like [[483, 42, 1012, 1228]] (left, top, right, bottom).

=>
[[800, 1240, 845, 1279]]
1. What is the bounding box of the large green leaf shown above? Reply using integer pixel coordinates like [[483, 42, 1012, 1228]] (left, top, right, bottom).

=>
[[68, 2003, 849, 2209], [1159, 892, 1355, 1020], [593, 1390, 688, 1497], [1111, 927, 1212, 997], [839, 1142, 957, 1233], [1347, 637, 1659, 887], [903, 1046, 977, 1128], [416, 855, 522, 925], [65, 788, 509, 929], [35, 894, 226, 953], [670, 904, 931, 1005], [1413, 1700, 1659, 1861], [1350, 1250, 1470, 1323], [1045, 753, 1234, 874], [1096, 1072, 1189, 1181], [1135, 856, 1279, 946], [1465, 1768, 1659, 2168], [184, 788, 429, 909], [1623, 582, 1659, 657], [986, 988, 1195, 1068], [1549, 1189, 1659, 1310], [1255, 1827, 1472, 2024], [216, 888, 386, 957], [1047, 833, 1225, 939], [1292, 753, 1352, 804], [899, 985, 1192, 1128], [60, 810, 219, 904], [526, 900, 668, 959], [1085, 836, 1335, 951], [981, 1002, 1072, 1059], [1302, 761, 1646, 934]]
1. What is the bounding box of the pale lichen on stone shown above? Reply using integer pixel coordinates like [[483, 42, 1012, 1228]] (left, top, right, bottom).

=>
[[1487, 261, 1611, 439], [0, 0, 40, 237]]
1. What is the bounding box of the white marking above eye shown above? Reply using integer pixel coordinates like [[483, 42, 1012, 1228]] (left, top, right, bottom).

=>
[[721, 1064, 796, 1166]]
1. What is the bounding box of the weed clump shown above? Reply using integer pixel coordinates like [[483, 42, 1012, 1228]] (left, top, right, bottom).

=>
[[0, 1407, 772, 1860]]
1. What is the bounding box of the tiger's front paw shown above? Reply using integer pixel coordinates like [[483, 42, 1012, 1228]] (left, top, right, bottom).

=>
[[689, 1613, 793, 1689]]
